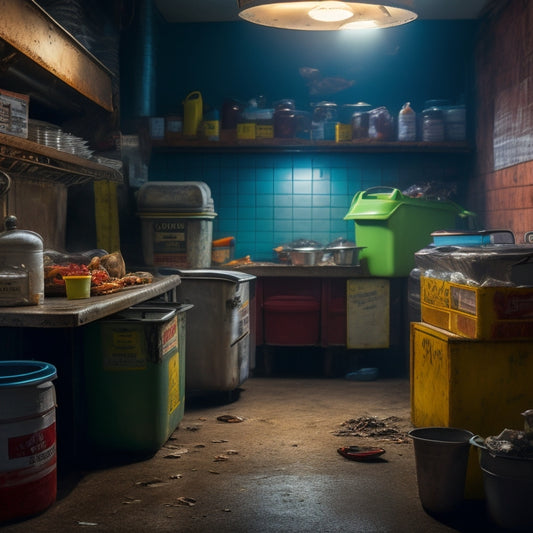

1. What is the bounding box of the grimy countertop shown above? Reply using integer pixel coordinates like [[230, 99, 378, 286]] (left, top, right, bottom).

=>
[[230, 262, 370, 278], [0, 275, 181, 328]]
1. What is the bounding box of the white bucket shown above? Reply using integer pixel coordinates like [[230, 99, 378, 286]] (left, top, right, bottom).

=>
[[0, 361, 57, 523]]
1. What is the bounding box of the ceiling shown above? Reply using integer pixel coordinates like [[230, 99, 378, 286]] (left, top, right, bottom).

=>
[[154, 0, 490, 24]]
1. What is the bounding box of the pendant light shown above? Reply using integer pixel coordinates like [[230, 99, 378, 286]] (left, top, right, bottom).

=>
[[237, 1, 417, 30]]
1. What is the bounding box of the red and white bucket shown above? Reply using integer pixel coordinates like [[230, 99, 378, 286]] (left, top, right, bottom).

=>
[[0, 361, 57, 523]]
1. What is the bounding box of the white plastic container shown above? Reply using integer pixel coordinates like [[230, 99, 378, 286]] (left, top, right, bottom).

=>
[[137, 181, 217, 268], [0, 361, 57, 522], [398, 102, 416, 141]]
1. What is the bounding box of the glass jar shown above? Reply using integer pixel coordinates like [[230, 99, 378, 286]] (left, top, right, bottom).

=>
[[351, 112, 369, 139], [422, 107, 445, 142], [221, 99, 242, 130], [313, 101, 338, 122], [312, 102, 338, 141], [444, 105, 466, 141], [274, 107, 297, 138], [368, 107, 393, 141]]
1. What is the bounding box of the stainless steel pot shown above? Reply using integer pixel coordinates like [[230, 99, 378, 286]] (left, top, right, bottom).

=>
[[325, 238, 365, 266], [288, 248, 324, 266], [328, 246, 365, 266]]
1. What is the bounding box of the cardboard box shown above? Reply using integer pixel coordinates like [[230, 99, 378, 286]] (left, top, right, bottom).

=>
[[0, 89, 29, 138], [420, 276, 533, 340]]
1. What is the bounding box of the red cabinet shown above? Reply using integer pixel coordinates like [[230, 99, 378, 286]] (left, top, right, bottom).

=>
[[321, 278, 347, 346], [257, 277, 349, 347], [261, 278, 322, 346]]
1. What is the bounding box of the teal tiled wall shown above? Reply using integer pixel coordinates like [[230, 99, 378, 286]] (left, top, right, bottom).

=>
[[123, 16, 476, 261], [149, 151, 470, 261]]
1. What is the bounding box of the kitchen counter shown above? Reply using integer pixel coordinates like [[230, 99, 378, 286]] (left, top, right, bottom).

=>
[[0, 274, 182, 468], [232, 262, 370, 278], [0, 275, 180, 328]]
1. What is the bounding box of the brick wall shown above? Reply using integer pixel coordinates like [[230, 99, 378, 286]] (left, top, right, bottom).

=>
[[470, 0, 533, 242]]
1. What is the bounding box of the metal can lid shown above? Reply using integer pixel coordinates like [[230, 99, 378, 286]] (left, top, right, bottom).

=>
[[0, 215, 44, 251]]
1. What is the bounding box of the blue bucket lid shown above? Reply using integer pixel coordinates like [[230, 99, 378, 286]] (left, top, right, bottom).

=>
[[0, 360, 57, 388]]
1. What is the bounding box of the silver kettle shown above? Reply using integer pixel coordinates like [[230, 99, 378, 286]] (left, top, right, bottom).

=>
[[0, 215, 44, 306]]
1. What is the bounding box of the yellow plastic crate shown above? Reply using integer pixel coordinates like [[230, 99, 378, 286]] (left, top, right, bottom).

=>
[[420, 276, 533, 340], [410, 321, 533, 497]]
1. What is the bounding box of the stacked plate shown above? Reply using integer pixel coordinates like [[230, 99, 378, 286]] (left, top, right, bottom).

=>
[[28, 120, 94, 159]]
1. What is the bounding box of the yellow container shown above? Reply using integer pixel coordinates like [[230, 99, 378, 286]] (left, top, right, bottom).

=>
[[335, 123, 352, 142], [256, 124, 274, 139], [410, 321, 533, 497], [183, 91, 203, 137], [237, 122, 256, 140], [63, 275, 91, 299], [420, 276, 533, 340]]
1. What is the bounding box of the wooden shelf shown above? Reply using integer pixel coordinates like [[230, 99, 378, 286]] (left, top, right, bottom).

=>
[[152, 138, 472, 154]]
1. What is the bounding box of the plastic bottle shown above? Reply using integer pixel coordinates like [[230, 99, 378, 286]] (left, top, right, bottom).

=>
[[183, 91, 203, 137], [398, 102, 416, 141]]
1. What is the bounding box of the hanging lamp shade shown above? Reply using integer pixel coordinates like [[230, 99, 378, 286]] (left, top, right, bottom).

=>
[[237, 0, 417, 30]]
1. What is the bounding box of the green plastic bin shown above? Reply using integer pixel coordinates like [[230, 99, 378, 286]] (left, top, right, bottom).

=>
[[82, 304, 191, 454], [344, 187, 474, 277]]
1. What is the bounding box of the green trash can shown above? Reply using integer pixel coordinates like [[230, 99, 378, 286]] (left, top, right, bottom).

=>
[[344, 187, 475, 277], [82, 304, 191, 454]]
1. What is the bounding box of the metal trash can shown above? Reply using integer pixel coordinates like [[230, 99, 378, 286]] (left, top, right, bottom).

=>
[[162, 268, 256, 396], [137, 181, 217, 268]]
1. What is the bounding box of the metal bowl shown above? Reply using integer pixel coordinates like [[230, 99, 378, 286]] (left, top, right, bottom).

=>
[[288, 247, 324, 266]]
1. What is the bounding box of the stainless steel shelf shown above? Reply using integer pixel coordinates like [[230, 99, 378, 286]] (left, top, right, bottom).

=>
[[0, 133, 122, 185]]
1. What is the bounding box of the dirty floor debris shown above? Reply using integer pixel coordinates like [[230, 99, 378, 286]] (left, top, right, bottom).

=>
[[2, 378, 501, 532]]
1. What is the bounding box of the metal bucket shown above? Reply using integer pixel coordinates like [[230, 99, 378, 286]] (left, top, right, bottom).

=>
[[409, 427, 473, 516], [470, 435, 533, 530]]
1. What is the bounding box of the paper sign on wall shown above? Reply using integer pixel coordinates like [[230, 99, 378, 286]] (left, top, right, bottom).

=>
[[346, 278, 390, 349]]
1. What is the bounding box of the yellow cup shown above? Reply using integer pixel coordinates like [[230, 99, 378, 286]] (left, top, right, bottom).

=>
[[63, 275, 92, 299]]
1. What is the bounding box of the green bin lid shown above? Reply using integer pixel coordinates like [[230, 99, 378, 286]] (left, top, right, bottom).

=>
[[344, 187, 473, 221]]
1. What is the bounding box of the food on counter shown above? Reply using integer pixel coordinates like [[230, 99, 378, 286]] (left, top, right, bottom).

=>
[[225, 255, 252, 266], [44, 252, 153, 296], [88, 251, 126, 278]]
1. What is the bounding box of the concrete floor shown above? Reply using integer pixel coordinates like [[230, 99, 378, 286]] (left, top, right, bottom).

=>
[[2, 376, 503, 532]]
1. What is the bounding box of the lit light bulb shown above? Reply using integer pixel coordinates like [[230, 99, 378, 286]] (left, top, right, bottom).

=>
[[341, 19, 379, 29], [308, 1, 353, 22]]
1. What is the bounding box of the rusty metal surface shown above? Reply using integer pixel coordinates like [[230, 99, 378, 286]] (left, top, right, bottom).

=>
[[0, 0, 113, 112]]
